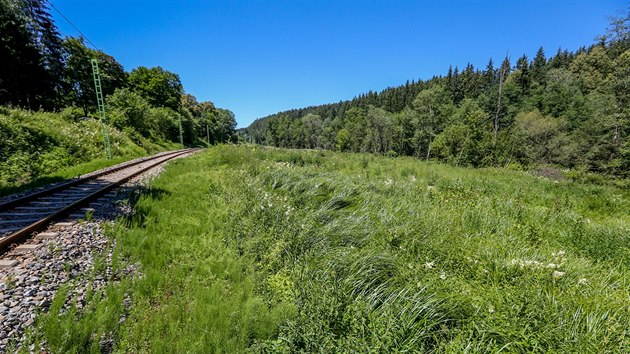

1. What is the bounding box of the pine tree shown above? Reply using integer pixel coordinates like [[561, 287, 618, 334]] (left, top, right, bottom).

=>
[[460, 63, 480, 99], [531, 47, 547, 84], [451, 66, 464, 103], [16, 0, 66, 107], [482, 58, 496, 91], [0, 0, 48, 108], [515, 54, 530, 93]]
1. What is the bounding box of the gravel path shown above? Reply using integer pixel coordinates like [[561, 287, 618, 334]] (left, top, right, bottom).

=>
[[0, 150, 195, 352]]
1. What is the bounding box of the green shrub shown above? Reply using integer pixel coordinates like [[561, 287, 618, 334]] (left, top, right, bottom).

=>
[[0, 107, 148, 192]]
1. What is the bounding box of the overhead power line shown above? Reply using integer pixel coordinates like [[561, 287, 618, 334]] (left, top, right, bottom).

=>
[[45, 0, 100, 50]]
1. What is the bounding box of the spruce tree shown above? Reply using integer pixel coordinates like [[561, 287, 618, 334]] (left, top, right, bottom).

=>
[[531, 47, 547, 84], [0, 0, 48, 108], [516, 54, 530, 93], [482, 58, 496, 92]]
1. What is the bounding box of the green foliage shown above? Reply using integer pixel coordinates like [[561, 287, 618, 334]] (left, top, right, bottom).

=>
[[62, 37, 127, 115], [431, 99, 493, 166], [514, 109, 566, 163], [107, 88, 152, 135], [128, 66, 184, 112], [30, 146, 630, 352], [335, 128, 350, 151], [0, 0, 63, 109], [0, 108, 148, 192]]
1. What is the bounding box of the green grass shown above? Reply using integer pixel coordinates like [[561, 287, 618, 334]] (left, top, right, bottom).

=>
[[29, 145, 630, 353]]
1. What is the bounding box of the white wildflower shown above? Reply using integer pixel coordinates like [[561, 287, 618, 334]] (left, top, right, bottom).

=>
[[410, 175, 417, 182], [440, 272, 447, 280], [384, 179, 393, 186], [510, 258, 543, 269], [553, 271, 565, 279], [546, 263, 558, 269], [488, 305, 495, 314], [424, 261, 435, 270], [578, 278, 588, 285]]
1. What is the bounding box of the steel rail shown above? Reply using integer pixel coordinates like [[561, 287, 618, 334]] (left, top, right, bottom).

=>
[[0, 149, 195, 251], [0, 150, 190, 212]]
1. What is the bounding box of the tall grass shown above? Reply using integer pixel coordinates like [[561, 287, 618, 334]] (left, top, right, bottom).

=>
[[30, 145, 629, 352]]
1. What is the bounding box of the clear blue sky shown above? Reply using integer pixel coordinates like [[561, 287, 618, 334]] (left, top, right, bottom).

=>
[[51, 0, 626, 127]]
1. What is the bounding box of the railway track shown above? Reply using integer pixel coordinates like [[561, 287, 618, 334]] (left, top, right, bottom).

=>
[[0, 148, 195, 252]]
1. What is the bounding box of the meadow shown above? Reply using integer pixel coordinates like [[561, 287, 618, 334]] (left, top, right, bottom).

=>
[[31, 145, 629, 352]]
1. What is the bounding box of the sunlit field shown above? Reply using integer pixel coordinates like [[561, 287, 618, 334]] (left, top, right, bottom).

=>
[[32, 145, 629, 353]]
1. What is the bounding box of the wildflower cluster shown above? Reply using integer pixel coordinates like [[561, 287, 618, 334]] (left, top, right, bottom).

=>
[[274, 161, 294, 168], [260, 192, 273, 210], [508, 250, 569, 279], [509, 259, 543, 268], [285, 204, 294, 217]]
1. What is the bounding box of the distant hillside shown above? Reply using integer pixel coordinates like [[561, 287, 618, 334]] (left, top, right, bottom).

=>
[[245, 12, 629, 178]]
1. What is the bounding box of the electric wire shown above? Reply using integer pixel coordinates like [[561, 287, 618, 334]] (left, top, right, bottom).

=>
[[45, 0, 100, 50]]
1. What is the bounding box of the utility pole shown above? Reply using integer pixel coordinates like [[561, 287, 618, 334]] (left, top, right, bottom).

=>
[[206, 119, 210, 145], [90, 59, 112, 159], [178, 116, 184, 146]]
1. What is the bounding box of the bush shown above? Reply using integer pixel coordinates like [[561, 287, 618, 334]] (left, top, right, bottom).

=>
[[0, 107, 147, 190]]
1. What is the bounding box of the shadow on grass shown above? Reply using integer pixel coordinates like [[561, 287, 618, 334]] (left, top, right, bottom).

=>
[[108, 185, 171, 228], [51, 185, 172, 228]]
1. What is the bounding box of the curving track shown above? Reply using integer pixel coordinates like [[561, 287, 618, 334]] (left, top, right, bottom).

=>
[[0, 148, 195, 251]]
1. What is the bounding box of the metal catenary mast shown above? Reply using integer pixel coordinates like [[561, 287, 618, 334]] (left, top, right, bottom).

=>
[[90, 59, 112, 159]]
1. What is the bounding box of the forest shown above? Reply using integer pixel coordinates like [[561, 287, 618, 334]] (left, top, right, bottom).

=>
[[245, 12, 629, 179], [0, 0, 236, 146]]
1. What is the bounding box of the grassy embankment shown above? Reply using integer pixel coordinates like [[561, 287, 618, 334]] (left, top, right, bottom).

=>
[[29, 145, 629, 352], [0, 107, 182, 196]]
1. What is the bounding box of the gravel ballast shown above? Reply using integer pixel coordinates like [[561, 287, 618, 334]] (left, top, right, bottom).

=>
[[0, 151, 195, 351]]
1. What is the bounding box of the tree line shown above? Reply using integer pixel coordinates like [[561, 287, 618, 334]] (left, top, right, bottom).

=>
[[245, 11, 629, 178], [0, 0, 235, 145]]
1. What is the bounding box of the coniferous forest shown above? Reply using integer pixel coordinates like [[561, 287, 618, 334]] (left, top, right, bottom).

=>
[[245, 11, 629, 179]]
